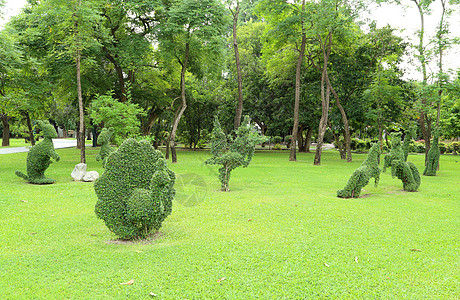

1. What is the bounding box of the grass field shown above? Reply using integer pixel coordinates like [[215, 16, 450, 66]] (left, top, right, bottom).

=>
[[0, 147, 459, 299]]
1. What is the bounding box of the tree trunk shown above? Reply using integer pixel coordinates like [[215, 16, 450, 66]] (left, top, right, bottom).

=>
[[76, 49, 85, 163], [1, 114, 11, 147], [24, 112, 35, 146], [289, 0, 307, 161], [232, 2, 243, 130], [169, 43, 190, 163], [314, 32, 332, 166], [327, 77, 351, 162]]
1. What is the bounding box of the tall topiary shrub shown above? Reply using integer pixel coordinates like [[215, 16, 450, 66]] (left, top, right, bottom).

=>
[[383, 132, 421, 192], [94, 138, 175, 240], [337, 143, 381, 198], [205, 116, 263, 191], [423, 128, 440, 176], [96, 127, 114, 167], [15, 120, 60, 184]]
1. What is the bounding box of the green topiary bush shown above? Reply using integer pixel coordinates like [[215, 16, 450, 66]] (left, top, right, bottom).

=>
[[383, 132, 420, 192], [423, 128, 440, 176], [273, 136, 283, 144], [94, 138, 175, 240], [205, 116, 263, 191], [337, 143, 381, 198], [96, 127, 114, 167], [15, 120, 60, 184], [402, 126, 416, 161]]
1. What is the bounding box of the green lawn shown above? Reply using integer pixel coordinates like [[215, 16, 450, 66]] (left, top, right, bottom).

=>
[[0, 148, 459, 299], [0, 138, 31, 148]]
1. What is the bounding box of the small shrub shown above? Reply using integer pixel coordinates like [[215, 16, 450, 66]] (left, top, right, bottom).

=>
[[451, 142, 460, 154], [273, 143, 283, 150], [96, 127, 114, 166], [94, 138, 175, 240], [439, 142, 446, 154]]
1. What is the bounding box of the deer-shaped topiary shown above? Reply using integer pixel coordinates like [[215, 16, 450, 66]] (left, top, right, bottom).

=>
[[15, 120, 60, 184], [96, 127, 114, 167], [423, 128, 440, 176], [337, 143, 381, 198]]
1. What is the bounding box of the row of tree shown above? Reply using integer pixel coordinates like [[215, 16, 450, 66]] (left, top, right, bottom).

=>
[[1, 0, 459, 165]]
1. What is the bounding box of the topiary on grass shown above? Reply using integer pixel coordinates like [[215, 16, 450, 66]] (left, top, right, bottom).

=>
[[205, 115, 263, 192], [96, 127, 114, 167], [94, 138, 175, 240], [15, 120, 60, 184], [383, 132, 421, 192], [423, 128, 440, 176], [337, 143, 381, 198]]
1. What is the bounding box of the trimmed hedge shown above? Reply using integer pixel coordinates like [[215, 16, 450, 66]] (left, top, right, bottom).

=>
[[94, 138, 175, 240]]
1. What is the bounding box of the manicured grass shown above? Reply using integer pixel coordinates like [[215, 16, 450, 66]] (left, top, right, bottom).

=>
[[1, 148, 459, 299], [0, 138, 31, 148]]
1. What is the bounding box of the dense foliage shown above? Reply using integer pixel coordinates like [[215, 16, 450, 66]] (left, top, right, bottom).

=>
[[96, 127, 114, 167], [423, 128, 440, 176], [337, 143, 381, 198], [205, 115, 264, 191], [383, 132, 421, 192], [94, 138, 175, 240], [15, 120, 60, 184]]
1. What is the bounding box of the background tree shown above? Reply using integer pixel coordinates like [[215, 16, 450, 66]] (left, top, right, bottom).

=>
[[159, 0, 228, 163]]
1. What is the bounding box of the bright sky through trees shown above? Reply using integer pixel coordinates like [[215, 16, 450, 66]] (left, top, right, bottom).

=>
[[1, 0, 459, 80]]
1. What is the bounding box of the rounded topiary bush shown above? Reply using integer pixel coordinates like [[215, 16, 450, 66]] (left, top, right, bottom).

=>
[[94, 138, 175, 240]]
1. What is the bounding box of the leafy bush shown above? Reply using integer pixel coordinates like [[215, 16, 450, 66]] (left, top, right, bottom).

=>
[[451, 141, 460, 154], [337, 143, 381, 198], [96, 127, 114, 166], [383, 132, 420, 192], [205, 116, 264, 191], [439, 142, 447, 154], [89, 92, 145, 145], [94, 138, 175, 240], [15, 120, 60, 184], [273, 143, 283, 150]]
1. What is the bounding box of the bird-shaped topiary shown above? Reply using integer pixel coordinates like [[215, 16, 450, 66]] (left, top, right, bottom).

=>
[[337, 143, 381, 198], [402, 125, 416, 162], [423, 128, 440, 176], [96, 127, 114, 167], [94, 138, 175, 240], [205, 116, 264, 191], [383, 132, 420, 192], [15, 120, 60, 184]]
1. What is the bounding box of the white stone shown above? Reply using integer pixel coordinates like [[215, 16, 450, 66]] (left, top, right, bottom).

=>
[[71, 163, 87, 181], [82, 171, 99, 182]]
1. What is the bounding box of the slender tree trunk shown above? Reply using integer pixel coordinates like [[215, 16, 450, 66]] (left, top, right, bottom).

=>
[[297, 126, 306, 152], [170, 43, 190, 163], [327, 77, 351, 162], [232, 1, 243, 130], [24, 112, 35, 146], [314, 32, 332, 166], [436, 0, 446, 128], [412, 0, 431, 162], [1, 114, 11, 147], [76, 49, 85, 163], [289, 0, 307, 161]]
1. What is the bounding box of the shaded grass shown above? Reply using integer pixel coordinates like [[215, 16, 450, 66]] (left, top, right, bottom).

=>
[[0, 148, 459, 299]]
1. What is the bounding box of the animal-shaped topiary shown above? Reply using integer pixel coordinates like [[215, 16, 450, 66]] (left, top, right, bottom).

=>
[[96, 127, 114, 167], [337, 143, 381, 198], [383, 132, 421, 192], [423, 128, 440, 176], [15, 120, 60, 184], [205, 116, 264, 191], [94, 138, 175, 240]]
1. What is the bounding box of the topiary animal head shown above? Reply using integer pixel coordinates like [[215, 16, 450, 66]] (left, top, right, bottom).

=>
[[36, 120, 58, 139], [97, 127, 114, 145]]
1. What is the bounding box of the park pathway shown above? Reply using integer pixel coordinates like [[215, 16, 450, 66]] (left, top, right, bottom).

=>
[[0, 139, 80, 155]]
